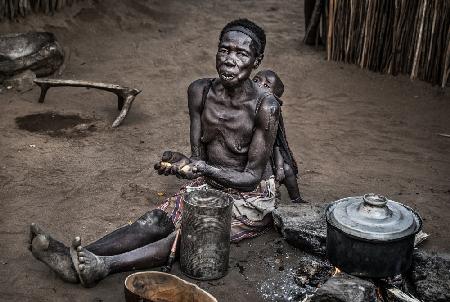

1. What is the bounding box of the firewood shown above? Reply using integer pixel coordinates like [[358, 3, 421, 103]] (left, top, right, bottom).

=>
[[326, 0, 449, 86], [304, 0, 323, 46], [442, 24, 450, 87], [386, 287, 421, 302], [327, 0, 335, 60]]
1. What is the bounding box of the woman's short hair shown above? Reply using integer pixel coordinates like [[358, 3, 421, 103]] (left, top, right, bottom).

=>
[[219, 19, 266, 56]]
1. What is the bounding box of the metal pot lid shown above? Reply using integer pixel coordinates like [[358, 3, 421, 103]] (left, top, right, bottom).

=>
[[326, 193, 422, 241]]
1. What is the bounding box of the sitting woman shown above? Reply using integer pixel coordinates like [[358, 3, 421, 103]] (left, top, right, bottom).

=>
[[29, 18, 280, 288]]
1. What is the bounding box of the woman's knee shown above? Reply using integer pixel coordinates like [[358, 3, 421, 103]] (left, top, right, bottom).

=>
[[136, 209, 169, 229]]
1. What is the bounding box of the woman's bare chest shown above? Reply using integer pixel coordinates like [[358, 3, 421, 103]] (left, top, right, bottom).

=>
[[201, 100, 256, 151]]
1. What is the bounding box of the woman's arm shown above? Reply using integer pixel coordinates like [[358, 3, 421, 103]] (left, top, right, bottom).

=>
[[187, 79, 209, 161], [154, 79, 209, 176]]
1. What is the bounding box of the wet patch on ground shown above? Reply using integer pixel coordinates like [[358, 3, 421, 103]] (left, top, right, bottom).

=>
[[15, 112, 96, 138]]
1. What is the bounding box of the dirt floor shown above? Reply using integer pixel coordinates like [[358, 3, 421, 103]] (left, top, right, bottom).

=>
[[1, 0, 449, 301]]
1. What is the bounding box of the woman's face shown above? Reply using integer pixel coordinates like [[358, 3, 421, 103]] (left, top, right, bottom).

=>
[[216, 31, 259, 88]]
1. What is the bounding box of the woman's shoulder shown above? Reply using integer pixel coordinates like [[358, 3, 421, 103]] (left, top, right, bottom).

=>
[[188, 78, 216, 109], [188, 78, 215, 94]]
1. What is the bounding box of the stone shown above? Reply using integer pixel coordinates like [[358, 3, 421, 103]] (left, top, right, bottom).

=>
[[310, 272, 378, 302], [410, 250, 450, 302], [3, 70, 36, 91], [272, 203, 327, 256], [0, 32, 64, 79]]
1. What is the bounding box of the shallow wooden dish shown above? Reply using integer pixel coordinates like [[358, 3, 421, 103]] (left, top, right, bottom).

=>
[[124, 271, 217, 302]]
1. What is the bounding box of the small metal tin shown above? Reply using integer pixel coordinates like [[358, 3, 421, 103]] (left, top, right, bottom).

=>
[[180, 189, 233, 280]]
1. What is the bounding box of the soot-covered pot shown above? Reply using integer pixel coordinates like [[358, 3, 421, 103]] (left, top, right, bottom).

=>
[[326, 193, 422, 278]]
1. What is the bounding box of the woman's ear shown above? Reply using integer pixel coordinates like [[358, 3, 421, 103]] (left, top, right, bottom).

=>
[[254, 54, 264, 69]]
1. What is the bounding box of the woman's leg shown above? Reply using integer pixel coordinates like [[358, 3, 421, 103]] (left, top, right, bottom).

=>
[[86, 209, 174, 256], [29, 209, 174, 283], [72, 232, 176, 287]]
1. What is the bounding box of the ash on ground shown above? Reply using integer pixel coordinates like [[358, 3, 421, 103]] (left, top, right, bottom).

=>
[[257, 240, 331, 302]]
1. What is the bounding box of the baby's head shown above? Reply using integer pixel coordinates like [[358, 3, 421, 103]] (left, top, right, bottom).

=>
[[253, 69, 284, 97]]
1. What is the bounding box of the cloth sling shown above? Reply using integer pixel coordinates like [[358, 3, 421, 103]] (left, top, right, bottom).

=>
[[271, 96, 299, 176]]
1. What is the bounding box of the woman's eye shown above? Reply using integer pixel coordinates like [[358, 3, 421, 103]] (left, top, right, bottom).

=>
[[253, 79, 258, 83], [238, 52, 248, 57], [264, 84, 270, 88], [219, 48, 227, 53]]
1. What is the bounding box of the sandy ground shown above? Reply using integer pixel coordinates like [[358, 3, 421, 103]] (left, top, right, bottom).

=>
[[0, 0, 449, 301]]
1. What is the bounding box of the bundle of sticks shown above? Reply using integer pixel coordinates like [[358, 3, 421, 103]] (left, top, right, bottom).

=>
[[325, 0, 450, 87], [0, 0, 79, 21]]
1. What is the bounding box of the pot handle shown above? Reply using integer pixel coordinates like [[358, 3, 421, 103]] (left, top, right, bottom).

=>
[[363, 193, 387, 207]]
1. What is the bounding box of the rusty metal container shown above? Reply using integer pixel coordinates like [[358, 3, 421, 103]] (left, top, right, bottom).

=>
[[180, 189, 233, 280]]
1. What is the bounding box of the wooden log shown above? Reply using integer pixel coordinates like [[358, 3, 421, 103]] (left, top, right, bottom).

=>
[[304, 0, 316, 45], [33, 78, 142, 128], [386, 287, 421, 302], [432, 0, 445, 84], [0, 0, 5, 21], [443, 27, 450, 87], [327, 0, 335, 60], [411, 0, 426, 79], [414, 230, 429, 246], [304, 0, 323, 46], [320, 0, 328, 46], [32, 0, 39, 13], [420, 1, 432, 80]]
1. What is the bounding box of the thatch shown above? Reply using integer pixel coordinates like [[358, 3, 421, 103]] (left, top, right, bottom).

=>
[[326, 0, 450, 87], [0, 0, 79, 21]]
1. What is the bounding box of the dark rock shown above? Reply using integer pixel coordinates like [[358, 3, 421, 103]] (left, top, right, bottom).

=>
[[410, 250, 450, 302], [272, 203, 327, 256], [294, 254, 334, 288], [310, 272, 378, 302], [0, 32, 64, 81]]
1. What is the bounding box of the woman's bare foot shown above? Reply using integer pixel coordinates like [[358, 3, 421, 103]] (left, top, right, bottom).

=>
[[71, 237, 109, 288], [29, 223, 79, 283]]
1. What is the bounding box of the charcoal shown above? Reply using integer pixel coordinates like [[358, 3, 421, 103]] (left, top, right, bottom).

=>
[[294, 254, 333, 288]]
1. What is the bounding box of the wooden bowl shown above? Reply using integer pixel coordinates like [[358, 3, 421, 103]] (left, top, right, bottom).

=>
[[124, 271, 217, 302]]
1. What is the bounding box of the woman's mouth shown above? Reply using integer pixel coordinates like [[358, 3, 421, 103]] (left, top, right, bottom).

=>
[[220, 72, 235, 81]]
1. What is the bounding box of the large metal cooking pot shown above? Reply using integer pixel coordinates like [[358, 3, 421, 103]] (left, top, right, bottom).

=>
[[326, 193, 422, 278]]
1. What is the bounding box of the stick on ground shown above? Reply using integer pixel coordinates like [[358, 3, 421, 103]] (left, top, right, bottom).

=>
[[33, 78, 141, 128]]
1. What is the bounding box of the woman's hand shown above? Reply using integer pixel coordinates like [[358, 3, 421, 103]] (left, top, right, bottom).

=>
[[154, 151, 191, 176], [177, 160, 207, 179]]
